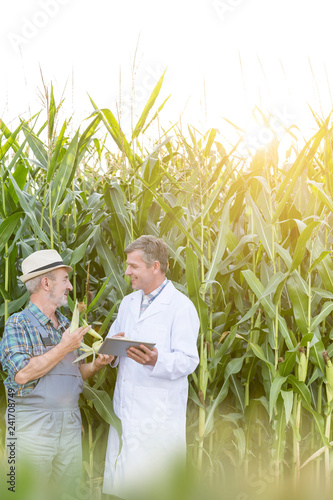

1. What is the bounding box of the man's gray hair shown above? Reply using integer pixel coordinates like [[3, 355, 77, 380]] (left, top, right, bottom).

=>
[[125, 235, 169, 274], [25, 271, 56, 295]]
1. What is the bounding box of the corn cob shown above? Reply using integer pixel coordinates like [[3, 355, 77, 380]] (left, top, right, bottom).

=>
[[80, 342, 94, 352], [70, 300, 102, 340], [297, 347, 307, 383], [81, 318, 103, 340], [323, 351, 333, 405], [92, 340, 103, 352], [69, 300, 80, 333], [73, 340, 103, 364]]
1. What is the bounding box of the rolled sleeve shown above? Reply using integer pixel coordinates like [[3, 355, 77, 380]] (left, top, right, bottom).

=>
[[0, 315, 34, 377]]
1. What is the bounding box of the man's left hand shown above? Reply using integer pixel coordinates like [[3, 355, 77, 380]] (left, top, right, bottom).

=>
[[94, 353, 114, 369], [126, 346, 158, 366]]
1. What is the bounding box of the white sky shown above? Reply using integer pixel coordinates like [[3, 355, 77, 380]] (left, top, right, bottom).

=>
[[1, 0, 333, 149]]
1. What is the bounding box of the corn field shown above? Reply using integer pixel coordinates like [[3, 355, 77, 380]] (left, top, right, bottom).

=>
[[1, 76, 333, 500]]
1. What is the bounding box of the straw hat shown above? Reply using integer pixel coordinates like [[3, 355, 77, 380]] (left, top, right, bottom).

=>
[[20, 249, 73, 283]]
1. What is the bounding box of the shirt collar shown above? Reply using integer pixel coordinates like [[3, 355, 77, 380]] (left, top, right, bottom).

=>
[[28, 302, 68, 329], [142, 278, 168, 302]]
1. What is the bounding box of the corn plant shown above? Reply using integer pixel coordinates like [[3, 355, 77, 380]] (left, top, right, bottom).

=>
[[1, 80, 333, 499]]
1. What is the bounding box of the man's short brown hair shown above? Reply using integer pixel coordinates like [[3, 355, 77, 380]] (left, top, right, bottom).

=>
[[125, 236, 169, 274]]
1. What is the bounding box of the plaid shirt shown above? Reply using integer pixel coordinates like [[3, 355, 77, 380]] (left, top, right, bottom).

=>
[[0, 302, 69, 397], [140, 279, 169, 315]]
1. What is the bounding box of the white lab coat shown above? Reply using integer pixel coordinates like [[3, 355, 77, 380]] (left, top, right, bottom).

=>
[[102, 281, 199, 496]]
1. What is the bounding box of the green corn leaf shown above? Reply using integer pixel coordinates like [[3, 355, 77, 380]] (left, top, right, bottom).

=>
[[22, 121, 48, 168], [288, 374, 311, 407], [274, 242, 293, 269], [242, 269, 294, 349], [281, 389, 294, 425], [250, 342, 275, 377], [94, 226, 127, 298], [287, 276, 309, 335], [8, 172, 51, 246], [97, 300, 121, 337], [0, 122, 24, 161], [47, 120, 67, 182], [70, 226, 98, 267], [205, 197, 233, 283], [311, 301, 333, 330], [308, 180, 333, 212], [50, 131, 79, 215], [273, 123, 327, 223], [205, 356, 245, 434], [82, 383, 122, 452], [247, 193, 273, 260], [132, 70, 166, 139], [0, 292, 30, 317], [269, 376, 287, 420], [289, 220, 321, 274], [209, 327, 237, 370], [86, 274, 112, 314], [73, 351, 94, 363], [150, 188, 202, 255], [186, 247, 208, 333], [278, 351, 297, 377], [0, 212, 23, 252], [48, 83, 56, 141], [312, 236, 333, 292], [308, 251, 332, 274], [88, 97, 137, 168], [203, 128, 217, 158], [272, 397, 286, 463]]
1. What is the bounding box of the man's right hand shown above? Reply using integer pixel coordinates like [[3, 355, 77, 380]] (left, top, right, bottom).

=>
[[59, 325, 91, 353], [15, 325, 91, 386]]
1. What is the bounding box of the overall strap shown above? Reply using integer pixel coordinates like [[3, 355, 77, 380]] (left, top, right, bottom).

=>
[[24, 309, 53, 347]]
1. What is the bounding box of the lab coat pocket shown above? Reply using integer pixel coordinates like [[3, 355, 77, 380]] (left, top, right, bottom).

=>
[[131, 385, 169, 434]]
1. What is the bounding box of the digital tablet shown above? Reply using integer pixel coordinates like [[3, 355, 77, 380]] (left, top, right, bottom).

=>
[[98, 337, 156, 357]]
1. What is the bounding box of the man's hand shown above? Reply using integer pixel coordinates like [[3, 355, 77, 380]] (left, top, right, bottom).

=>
[[80, 353, 115, 380], [15, 325, 91, 385], [59, 325, 91, 354], [94, 353, 115, 368], [126, 345, 158, 366], [113, 332, 125, 338]]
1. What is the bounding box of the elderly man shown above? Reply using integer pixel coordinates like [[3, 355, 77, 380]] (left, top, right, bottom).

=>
[[0, 249, 113, 493], [103, 235, 200, 497]]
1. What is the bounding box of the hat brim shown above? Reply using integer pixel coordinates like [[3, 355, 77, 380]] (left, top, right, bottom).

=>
[[20, 264, 73, 283]]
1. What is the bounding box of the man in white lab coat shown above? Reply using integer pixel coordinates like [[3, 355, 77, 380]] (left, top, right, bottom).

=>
[[103, 235, 200, 497]]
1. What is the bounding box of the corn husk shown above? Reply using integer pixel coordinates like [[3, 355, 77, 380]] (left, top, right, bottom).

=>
[[93, 340, 103, 352], [297, 347, 307, 383], [73, 340, 103, 364], [323, 351, 333, 405], [81, 318, 103, 340], [70, 300, 80, 333], [70, 300, 102, 341]]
